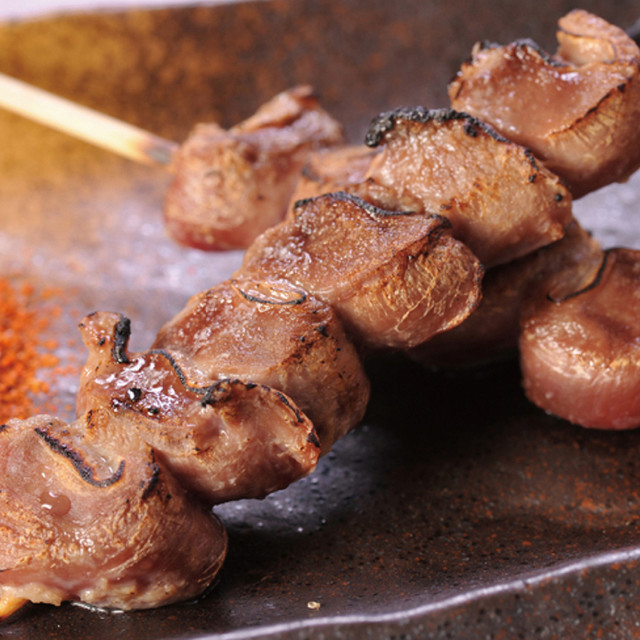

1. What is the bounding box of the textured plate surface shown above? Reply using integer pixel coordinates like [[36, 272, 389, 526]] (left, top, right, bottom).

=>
[[1, 1, 640, 638]]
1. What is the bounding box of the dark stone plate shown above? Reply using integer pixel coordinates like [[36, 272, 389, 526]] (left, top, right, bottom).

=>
[[0, 1, 639, 638]]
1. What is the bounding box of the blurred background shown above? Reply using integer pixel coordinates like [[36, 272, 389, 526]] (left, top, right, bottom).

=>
[[7, 0, 234, 19]]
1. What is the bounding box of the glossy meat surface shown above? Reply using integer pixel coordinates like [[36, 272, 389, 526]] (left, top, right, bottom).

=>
[[0, 412, 227, 611], [77, 311, 320, 503], [362, 108, 572, 267], [240, 191, 483, 350], [164, 85, 344, 250], [449, 10, 640, 197], [520, 248, 640, 430], [411, 220, 603, 368], [153, 278, 370, 454]]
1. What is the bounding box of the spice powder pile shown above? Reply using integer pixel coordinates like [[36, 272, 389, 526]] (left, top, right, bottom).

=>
[[0, 278, 59, 423]]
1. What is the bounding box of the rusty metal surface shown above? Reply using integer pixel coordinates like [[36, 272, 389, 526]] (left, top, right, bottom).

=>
[[1, 1, 640, 638]]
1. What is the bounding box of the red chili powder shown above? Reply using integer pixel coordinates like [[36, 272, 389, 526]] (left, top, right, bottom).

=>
[[0, 278, 60, 423]]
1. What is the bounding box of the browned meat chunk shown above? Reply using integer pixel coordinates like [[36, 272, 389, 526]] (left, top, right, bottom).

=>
[[288, 144, 378, 207], [449, 10, 640, 197], [361, 108, 572, 267], [410, 220, 603, 368], [164, 85, 344, 250], [520, 248, 640, 429], [0, 411, 227, 611], [239, 191, 483, 350], [152, 278, 370, 454], [77, 311, 320, 504]]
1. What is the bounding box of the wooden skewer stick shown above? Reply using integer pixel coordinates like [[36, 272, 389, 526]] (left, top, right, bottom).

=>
[[0, 72, 179, 167]]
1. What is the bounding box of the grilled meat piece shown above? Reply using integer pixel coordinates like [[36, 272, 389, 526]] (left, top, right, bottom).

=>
[[362, 108, 572, 267], [164, 85, 344, 251], [520, 247, 640, 429], [77, 311, 320, 504], [0, 411, 227, 611], [289, 144, 378, 207], [239, 191, 483, 350], [410, 219, 603, 368], [449, 10, 640, 197], [152, 278, 370, 454]]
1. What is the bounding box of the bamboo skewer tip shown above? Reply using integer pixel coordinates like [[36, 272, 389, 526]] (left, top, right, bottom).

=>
[[0, 71, 179, 168]]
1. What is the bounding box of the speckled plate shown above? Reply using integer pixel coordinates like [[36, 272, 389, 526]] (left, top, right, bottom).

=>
[[1, 1, 640, 638]]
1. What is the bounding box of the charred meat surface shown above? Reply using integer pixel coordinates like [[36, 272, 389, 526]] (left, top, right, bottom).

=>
[[76, 311, 320, 504], [520, 248, 640, 430], [362, 108, 572, 267], [164, 85, 344, 251], [0, 412, 227, 611], [153, 278, 370, 454], [239, 191, 484, 350], [449, 10, 640, 197]]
